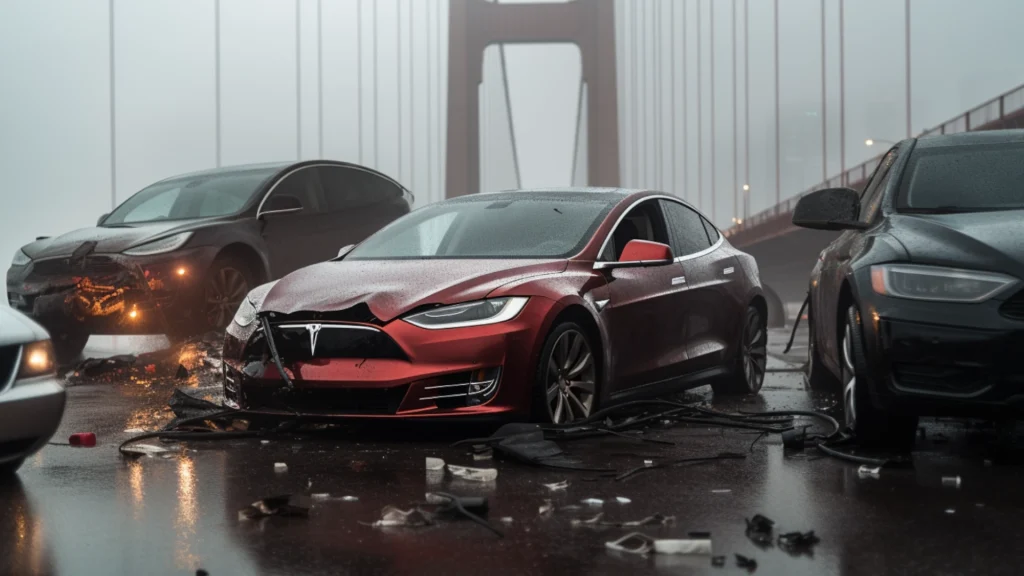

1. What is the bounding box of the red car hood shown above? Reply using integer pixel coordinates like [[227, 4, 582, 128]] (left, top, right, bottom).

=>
[[260, 259, 568, 322]]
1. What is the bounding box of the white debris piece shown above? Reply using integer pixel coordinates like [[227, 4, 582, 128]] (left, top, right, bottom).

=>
[[581, 498, 604, 507], [653, 538, 713, 555], [543, 480, 570, 491], [644, 460, 654, 467], [123, 428, 147, 434], [615, 496, 631, 504], [121, 443, 173, 457], [260, 440, 270, 445], [501, 517, 514, 524], [539, 500, 554, 517], [341, 496, 359, 502], [274, 462, 288, 473], [945, 508, 956, 515], [311, 493, 331, 500], [711, 489, 732, 494], [373, 506, 433, 528], [605, 532, 655, 555], [941, 476, 962, 489], [447, 464, 498, 482], [425, 457, 445, 471], [571, 513, 604, 528], [857, 465, 881, 479]]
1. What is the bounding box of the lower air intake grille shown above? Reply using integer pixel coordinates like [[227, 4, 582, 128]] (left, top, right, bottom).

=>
[[242, 385, 409, 415], [999, 289, 1024, 321], [892, 363, 989, 396]]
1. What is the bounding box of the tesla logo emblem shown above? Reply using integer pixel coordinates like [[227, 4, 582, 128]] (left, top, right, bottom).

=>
[[307, 324, 322, 355]]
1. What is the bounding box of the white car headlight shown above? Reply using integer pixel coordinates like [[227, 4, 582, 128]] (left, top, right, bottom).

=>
[[11, 249, 31, 266], [404, 297, 529, 330], [232, 296, 258, 327], [870, 264, 1018, 303], [123, 232, 193, 256], [17, 340, 56, 379]]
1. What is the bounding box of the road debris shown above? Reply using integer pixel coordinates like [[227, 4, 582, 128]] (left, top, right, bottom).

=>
[[615, 496, 632, 504], [311, 493, 331, 500], [448, 464, 498, 482], [711, 489, 732, 494], [121, 443, 176, 458], [857, 465, 882, 479], [543, 480, 570, 491], [653, 537, 713, 555], [571, 513, 675, 528], [425, 457, 445, 471], [777, 530, 820, 554], [942, 476, 962, 489], [238, 494, 311, 521], [341, 495, 359, 502], [68, 432, 97, 447], [539, 500, 554, 517], [501, 517, 514, 524], [123, 428, 147, 434], [581, 498, 604, 507], [735, 553, 758, 571], [175, 364, 190, 379], [945, 508, 956, 514], [605, 532, 655, 555], [745, 514, 775, 547], [274, 462, 288, 473], [423, 492, 504, 537], [781, 427, 807, 450], [372, 506, 434, 528]]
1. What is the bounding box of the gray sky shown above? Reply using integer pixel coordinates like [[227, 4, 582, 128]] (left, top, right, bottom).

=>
[[3, 0, 1024, 300]]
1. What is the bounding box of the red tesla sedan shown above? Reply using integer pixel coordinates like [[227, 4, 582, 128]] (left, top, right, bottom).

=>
[[221, 189, 767, 423]]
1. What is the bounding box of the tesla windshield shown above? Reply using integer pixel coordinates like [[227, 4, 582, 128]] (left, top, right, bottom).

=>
[[346, 194, 617, 259], [897, 142, 1024, 212], [102, 167, 278, 225]]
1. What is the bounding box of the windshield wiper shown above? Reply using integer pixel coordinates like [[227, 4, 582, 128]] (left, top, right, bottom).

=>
[[100, 223, 135, 228]]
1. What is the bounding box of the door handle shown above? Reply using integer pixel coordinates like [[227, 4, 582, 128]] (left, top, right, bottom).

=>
[[671, 276, 686, 286], [723, 266, 735, 276]]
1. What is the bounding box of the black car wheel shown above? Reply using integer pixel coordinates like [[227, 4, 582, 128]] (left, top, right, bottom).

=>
[[712, 305, 767, 395], [806, 307, 839, 390], [533, 322, 598, 424], [204, 260, 252, 331], [842, 305, 918, 451], [53, 331, 89, 366], [0, 458, 24, 476]]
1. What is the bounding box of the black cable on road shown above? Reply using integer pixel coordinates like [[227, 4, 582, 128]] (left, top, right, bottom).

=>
[[783, 292, 811, 354]]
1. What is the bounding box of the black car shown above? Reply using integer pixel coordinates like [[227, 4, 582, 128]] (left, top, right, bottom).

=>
[[6, 160, 412, 362], [793, 130, 1024, 449]]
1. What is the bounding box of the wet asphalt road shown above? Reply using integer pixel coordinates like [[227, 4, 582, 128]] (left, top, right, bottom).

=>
[[4, 329, 1024, 576]]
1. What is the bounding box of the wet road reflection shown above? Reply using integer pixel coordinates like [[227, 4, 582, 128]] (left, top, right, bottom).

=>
[[5, 328, 1024, 575]]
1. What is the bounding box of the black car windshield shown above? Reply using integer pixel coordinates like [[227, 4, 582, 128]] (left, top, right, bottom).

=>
[[102, 168, 278, 225], [346, 194, 618, 260], [897, 142, 1024, 212]]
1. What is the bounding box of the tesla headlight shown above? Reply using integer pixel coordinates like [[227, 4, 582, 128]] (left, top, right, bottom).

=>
[[232, 296, 258, 327], [123, 232, 193, 256], [404, 297, 529, 330], [11, 249, 31, 266], [17, 340, 56, 379], [870, 264, 1018, 303]]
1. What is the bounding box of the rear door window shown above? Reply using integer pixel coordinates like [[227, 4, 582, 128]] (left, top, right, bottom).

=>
[[319, 166, 402, 212], [265, 168, 321, 213], [659, 200, 712, 257]]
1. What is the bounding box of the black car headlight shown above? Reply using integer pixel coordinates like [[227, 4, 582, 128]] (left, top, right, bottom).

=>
[[17, 340, 56, 379], [11, 249, 31, 267], [870, 264, 1018, 303], [123, 232, 193, 256], [403, 297, 529, 330]]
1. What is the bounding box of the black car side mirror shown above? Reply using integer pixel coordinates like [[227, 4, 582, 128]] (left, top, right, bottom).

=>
[[97, 213, 108, 226], [792, 188, 868, 231], [260, 194, 304, 218]]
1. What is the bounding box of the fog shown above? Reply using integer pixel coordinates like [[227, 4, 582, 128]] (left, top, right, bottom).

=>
[[3, 0, 1024, 301]]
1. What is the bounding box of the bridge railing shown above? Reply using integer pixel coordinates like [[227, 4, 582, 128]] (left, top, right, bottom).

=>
[[729, 82, 1024, 236]]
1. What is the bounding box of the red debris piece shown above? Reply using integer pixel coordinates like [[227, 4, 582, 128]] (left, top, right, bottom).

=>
[[69, 433, 97, 447], [145, 364, 156, 374]]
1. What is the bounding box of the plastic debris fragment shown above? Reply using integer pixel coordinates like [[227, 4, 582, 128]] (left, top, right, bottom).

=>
[[736, 554, 758, 571], [311, 493, 331, 500], [238, 494, 311, 521], [69, 433, 97, 447], [605, 532, 655, 555], [745, 514, 774, 546], [653, 538, 713, 555], [341, 496, 359, 502], [261, 440, 270, 445], [274, 462, 288, 473], [501, 517, 514, 524], [372, 506, 434, 528], [945, 508, 956, 514], [426, 457, 445, 471], [857, 465, 881, 479], [711, 489, 732, 494], [123, 428, 146, 434], [570, 513, 605, 528], [543, 480, 570, 491], [615, 496, 631, 504], [539, 500, 554, 517], [581, 498, 604, 507], [121, 443, 174, 457], [941, 476, 962, 489], [571, 513, 674, 529], [778, 530, 820, 553], [448, 464, 498, 482]]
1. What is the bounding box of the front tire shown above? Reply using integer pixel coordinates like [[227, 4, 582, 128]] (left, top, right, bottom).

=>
[[0, 458, 24, 477], [202, 258, 253, 332], [842, 305, 918, 451], [712, 305, 767, 395], [532, 322, 599, 424], [806, 307, 839, 391]]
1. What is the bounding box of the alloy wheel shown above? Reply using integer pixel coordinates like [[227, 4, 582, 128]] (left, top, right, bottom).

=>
[[842, 321, 857, 430], [545, 329, 597, 424], [742, 310, 768, 392], [205, 267, 249, 329]]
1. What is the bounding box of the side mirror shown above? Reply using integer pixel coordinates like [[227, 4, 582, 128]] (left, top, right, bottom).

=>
[[259, 194, 304, 218], [97, 213, 109, 226], [792, 188, 867, 231], [336, 244, 355, 259], [594, 240, 674, 270]]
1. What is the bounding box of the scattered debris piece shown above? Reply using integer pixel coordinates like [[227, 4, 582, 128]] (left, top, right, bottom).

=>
[[857, 465, 881, 479], [372, 506, 434, 528], [941, 476, 962, 489], [644, 460, 654, 467], [711, 489, 732, 494], [238, 494, 311, 521], [712, 555, 726, 567], [425, 457, 445, 471], [582, 498, 604, 507], [571, 513, 674, 528], [75, 355, 136, 378], [166, 389, 224, 428], [144, 364, 156, 374], [945, 508, 956, 515], [448, 464, 498, 482], [175, 364, 190, 379], [615, 496, 632, 504], [341, 496, 359, 502], [68, 433, 97, 447], [121, 443, 175, 457], [653, 537, 713, 555], [471, 445, 494, 461], [501, 517, 514, 524], [261, 440, 270, 445], [123, 428, 146, 434], [463, 423, 609, 471], [539, 500, 554, 517], [778, 530, 820, 553], [735, 553, 758, 571], [307, 479, 313, 490], [543, 480, 570, 491], [745, 514, 775, 546], [781, 427, 807, 450], [605, 532, 655, 555], [424, 492, 503, 537], [311, 493, 331, 500], [571, 513, 605, 528], [274, 462, 288, 473]]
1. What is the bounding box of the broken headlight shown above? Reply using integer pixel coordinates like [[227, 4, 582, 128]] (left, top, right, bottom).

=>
[[870, 264, 1018, 303], [233, 296, 258, 327], [123, 232, 193, 256], [11, 249, 30, 266], [17, 340, 56, 379], [404, 297, 528, 330]]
